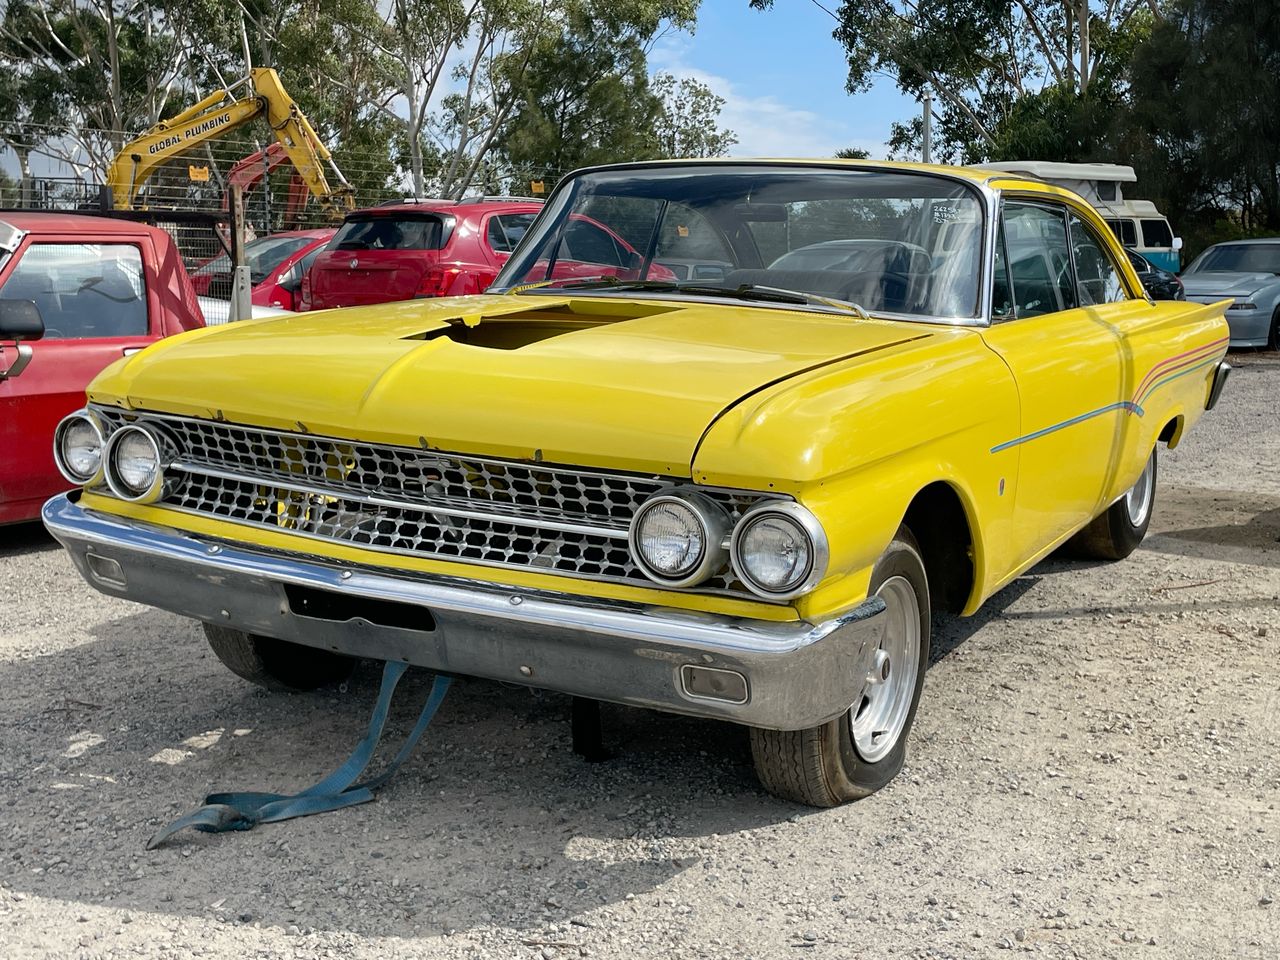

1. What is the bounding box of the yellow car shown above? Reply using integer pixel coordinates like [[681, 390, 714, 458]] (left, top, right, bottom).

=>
[[44, 160, 1230, 807]]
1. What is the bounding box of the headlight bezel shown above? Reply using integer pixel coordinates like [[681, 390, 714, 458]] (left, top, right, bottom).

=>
[[628, 490, 731, 588], [103, 423, 172, 503], [729, 501, 829, 600], [53, 409, 105, 486]]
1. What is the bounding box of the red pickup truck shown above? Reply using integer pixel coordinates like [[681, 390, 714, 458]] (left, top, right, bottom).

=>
[[0, 213, 205, 525]]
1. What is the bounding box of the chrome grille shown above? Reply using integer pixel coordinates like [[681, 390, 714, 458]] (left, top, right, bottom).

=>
[[90, 407, 782, 599]]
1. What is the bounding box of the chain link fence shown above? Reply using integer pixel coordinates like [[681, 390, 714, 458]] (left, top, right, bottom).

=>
[[0, 121, 565, 234]]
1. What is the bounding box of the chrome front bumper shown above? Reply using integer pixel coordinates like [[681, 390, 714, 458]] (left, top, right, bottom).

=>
[[43, 494, 886, 730]]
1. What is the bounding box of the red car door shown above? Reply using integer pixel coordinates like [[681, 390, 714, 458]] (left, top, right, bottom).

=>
[[0, 234, 161, 524]]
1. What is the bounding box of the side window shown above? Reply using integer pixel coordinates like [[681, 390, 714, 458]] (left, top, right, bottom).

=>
[[1104, 218, 1137, 247], [1001, 202, 1077, 318], [1069, 214, 1128, 306], [1140, 219, 1173, 248], [486, 213, 538, 254], [562, 219, 627, 266], [0, 243, 147, 339], [298, 247, 324, 275]]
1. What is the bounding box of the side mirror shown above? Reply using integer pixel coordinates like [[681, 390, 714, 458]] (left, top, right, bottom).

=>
[[1172, 236, 1184, 252], [0, 299, 44, 341], [277, 265, 303, 294]]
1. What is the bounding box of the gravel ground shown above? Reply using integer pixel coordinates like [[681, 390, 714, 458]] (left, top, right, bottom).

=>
[[2, 353, 1277, 960]]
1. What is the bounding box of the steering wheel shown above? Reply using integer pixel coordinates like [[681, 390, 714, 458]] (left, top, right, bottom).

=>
[[77, 276, 139, 304]]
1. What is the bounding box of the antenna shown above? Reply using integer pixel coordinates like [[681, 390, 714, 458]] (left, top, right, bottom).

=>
[[239, 12, 253, 73]]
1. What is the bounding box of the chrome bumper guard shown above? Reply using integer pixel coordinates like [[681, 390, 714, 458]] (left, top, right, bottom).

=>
[[1205, 359, 1231, 411], [43, 494, 886, 731]]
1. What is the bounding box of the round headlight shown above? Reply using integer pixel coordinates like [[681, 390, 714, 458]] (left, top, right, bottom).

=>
[[104, 425, 166, 502], [53, 411, 104, 484], [731, 503, 828, 599], [628, 492, 730, 587]]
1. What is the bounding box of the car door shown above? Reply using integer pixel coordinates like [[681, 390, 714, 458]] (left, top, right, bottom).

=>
[[0, 235, 159, 520], [980, 199, 1132, 567]]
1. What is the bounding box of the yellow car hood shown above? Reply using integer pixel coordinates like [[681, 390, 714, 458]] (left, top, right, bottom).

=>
[[90, 295, 929, 475]]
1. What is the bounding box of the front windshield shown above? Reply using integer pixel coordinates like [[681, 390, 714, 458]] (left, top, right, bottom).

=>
[[491, 164, 986, 319], [1187, 243, 1280, 275], [195, 235, 312, 285]]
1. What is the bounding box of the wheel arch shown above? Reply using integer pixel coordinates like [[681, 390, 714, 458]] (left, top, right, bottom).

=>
[[1158, 413, 1186, 448], [900, 479, 980, 616]]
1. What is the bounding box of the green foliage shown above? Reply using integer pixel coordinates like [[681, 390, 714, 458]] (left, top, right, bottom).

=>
[[497, 0, 730, 186], [651, 73, 737, 158], [1126, 0, 1280, 237]]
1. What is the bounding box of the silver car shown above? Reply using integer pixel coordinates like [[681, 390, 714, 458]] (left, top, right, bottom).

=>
[[1180, 239, 1280, 348]]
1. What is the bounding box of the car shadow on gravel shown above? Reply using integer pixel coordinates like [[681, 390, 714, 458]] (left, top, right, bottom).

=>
[[0, 606, 822, 938], [928, 574, 1041, 664], [0, 519, 59, 557], [1145, 501, 1280, 569]]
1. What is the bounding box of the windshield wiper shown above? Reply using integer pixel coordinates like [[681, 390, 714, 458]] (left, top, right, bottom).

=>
[[514, 276, 870, 319]]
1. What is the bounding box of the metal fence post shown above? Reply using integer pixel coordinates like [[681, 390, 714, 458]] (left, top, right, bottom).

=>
[[228, 184, 252, 322]]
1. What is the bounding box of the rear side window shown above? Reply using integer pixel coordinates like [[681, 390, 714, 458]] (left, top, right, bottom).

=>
[[1105, 218, 1137, 246], [487, 213, 538, 254], [0, 242, 147, 338], [1140, 219, 1173, 248], [332, 215, 445, 251], [1069, 214, 1127, 306]]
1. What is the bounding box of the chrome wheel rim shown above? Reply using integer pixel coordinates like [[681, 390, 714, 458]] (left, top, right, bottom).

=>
[[849, 575, 921, 763], [1124, 454, 1154, 528]]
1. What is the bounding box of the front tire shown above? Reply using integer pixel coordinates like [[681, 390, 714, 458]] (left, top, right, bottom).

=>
[[1268, 306, 1280, 351], [750, 529, 931, 807], [203, 623, 355, 692], [1067, 448, 1157, 561]]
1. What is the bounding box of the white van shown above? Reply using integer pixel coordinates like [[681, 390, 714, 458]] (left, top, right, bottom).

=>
[[982, 161, 1183, 272]]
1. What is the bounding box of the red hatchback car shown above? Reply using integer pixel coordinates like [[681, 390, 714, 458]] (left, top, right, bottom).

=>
[[0, 213, 204, 524], [189, 228, 335, 311], [301, 198, 545, 310]]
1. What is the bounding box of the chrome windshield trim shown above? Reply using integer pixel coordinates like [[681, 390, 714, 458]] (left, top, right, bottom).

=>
[[168, 460, 632, 539]]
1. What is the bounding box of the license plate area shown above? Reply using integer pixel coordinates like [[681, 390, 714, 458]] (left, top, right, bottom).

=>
[[283, 583, 436, 632]]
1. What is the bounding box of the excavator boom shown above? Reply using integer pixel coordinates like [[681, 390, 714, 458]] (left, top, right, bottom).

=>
[[105, 69, 355, 220], [227, 142, 310, 229]]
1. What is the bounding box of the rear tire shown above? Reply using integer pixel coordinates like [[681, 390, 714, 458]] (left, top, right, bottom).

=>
[[203, 623, 355, 692], [1067, 448, 1157, 561], [749, 529, 931, 807]]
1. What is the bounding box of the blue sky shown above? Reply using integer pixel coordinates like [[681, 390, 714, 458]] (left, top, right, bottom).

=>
[[650, 0, 920, 159]]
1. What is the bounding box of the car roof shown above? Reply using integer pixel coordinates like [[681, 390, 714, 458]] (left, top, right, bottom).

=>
[[566, 157, 1053, 191], [259, 228, 335, 240], [1207, 238, 1280, 246], [0, 211, 173, 236], [355, 200, 543, 217]]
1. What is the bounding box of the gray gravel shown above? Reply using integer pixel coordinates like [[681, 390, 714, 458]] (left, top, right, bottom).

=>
[[1, 353, 1277, 960]]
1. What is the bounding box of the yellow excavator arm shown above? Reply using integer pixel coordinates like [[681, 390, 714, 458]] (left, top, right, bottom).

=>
[[105, 68, 356, 219]]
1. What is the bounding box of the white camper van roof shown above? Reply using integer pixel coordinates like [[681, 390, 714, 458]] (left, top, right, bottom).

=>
[[983, 161, 1137, 184]]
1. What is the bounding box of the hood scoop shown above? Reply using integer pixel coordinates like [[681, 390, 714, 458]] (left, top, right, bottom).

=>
[[407, 299, 682, 351]]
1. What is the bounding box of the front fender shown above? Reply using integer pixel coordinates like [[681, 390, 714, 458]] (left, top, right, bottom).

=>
[[692, 327, 1021, 620]]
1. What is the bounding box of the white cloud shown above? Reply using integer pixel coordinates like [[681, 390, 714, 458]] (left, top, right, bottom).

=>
[[649, 38, 887, 159]]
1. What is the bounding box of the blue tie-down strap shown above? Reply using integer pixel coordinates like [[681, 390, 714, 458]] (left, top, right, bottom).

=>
[[146, 661, 451, 849]]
